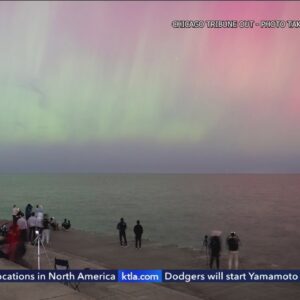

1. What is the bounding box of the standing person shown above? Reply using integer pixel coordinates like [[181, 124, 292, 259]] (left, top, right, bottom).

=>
[[12, 205, 19, 224], [16, 212, 28, 243], [209, 231, 222, 269], [133, 220, 143, 249], [35, 205, 44, 234], [41, 215, 50, 245], [27, 212, 37, 243], [35, 204, 44, 217], [6, 223, 21, 261], [227, 232, 240, 270], [117, 218, 127, 247], [25, 204, 33, 220]]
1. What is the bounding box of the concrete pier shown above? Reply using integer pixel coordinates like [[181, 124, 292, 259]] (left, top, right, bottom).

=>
[[1, 224, 300, 299]]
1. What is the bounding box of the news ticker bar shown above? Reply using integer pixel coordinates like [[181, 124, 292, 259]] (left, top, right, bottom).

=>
[[0, 270, 299, 283]]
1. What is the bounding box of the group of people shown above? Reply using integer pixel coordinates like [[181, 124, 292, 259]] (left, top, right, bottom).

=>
[[13, 204, 54, 245], [116, 218, 241, 270], [203, 231, 241, 270], [116, 218, 143, 249], [0, 204, 72, 262], [8, 205, 240, 269]]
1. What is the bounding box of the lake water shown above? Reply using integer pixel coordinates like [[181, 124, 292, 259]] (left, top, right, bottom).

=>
[[0, 174, 300, 266]]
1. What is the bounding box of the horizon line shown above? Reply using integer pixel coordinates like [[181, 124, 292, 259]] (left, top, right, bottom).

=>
[[0, 172, 299, 175]]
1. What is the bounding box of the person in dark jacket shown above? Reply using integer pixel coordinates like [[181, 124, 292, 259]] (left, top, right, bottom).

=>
[[133, 220, 143, 249], [226, 232, 240, 269], [25, 204, 33, 220], [117, 218, 127, 246], [209, 232, 222, 269]]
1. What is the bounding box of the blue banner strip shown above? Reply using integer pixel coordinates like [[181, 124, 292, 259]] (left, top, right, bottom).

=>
[[162, 270, 300, 282], [0, 270, 299, 283], [0, 270, 117, 282]]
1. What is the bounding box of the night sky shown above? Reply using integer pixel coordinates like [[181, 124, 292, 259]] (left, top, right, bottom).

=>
[[0, 1, 300, 173]]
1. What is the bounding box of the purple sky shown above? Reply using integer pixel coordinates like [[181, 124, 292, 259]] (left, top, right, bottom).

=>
[[0, 1, 300, 173]]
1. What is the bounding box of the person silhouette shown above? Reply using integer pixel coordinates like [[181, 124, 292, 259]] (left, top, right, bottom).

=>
[[117, 218, 127, 246], [134, 220, 143, 249], [25, 204, 33, 220], [209, 231, 222, 269], [62, 219, 71, 230], [227, 231, 240, 270]]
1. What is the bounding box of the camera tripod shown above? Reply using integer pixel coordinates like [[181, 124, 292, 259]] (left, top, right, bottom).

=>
[[200, 235, 209, 266], [33, 230, 51, 270]]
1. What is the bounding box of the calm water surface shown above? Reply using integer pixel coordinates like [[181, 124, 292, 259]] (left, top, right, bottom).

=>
[[0, 174, 299, 266]]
